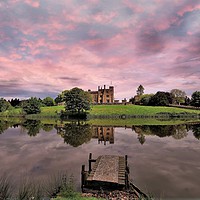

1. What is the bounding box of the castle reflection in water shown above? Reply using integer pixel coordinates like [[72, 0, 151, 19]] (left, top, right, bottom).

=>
[[92, 126, 114, 145]]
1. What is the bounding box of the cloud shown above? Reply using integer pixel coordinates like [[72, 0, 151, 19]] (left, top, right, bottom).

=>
[[0, 0, 200, 99]]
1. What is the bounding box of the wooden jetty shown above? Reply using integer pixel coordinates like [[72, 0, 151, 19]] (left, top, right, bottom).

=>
[[81, 153, 129, 191], [81, 153, 148, 199]]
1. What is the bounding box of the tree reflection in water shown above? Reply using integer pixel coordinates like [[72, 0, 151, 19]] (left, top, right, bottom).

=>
[[55, 121, 93, 147], [0, 120, 200, 143], [22, 120, 41, 136], [192, 124, 200, 140], [0, 120, 10, 134], [42, 124, 54, 132], [132, 124, 193, 144]]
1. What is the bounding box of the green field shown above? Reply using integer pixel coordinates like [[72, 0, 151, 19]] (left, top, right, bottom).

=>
[[89, 104, 200, 116], [0, 104, 200, 119]]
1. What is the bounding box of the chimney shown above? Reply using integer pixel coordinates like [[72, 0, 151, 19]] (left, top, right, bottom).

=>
[[104, 85, 106, 89]]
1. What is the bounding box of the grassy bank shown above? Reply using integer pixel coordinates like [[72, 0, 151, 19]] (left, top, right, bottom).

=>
[[1, 104, 200, 119], [88, 118, 200, 126], [90, 104, 200, 116]]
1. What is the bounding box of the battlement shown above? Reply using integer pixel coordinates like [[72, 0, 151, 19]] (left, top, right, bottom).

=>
[[88, 85, 114, 104]]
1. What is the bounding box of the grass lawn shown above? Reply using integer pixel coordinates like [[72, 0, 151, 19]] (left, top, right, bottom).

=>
[[90, 104, 200, 116], [1, 104, 200, 119]]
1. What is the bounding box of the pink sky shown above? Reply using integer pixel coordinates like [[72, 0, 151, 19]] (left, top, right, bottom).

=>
[[0, 0, 200, 100]]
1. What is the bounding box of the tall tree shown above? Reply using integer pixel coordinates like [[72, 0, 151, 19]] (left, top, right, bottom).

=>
[[136, 85, 144, 96], [64, 87, 92, 114], [170, 89, 186, 105], [190, 91, 200, 107]]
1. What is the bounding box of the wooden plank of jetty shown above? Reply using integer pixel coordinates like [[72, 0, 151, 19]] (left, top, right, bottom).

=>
[[81, 153, 128, 191]]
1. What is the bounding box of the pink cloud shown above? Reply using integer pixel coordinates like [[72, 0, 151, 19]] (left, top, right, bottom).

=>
[[1, 0, 200, 99], [123, 0, 144, 13], [92, 11, 117, 24], [24, 0, 40, 7], [177, 3, 200, 16]]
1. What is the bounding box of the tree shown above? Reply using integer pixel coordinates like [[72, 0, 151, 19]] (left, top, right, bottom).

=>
[[170, 89, 186, 105], [137, 134, 146, 145], [192, 124, 200, 140], [43, 97, 55, 106], [136, 85, 144, 96], [190, 91, 200, 107], [9, 98, 20, 107], [22, 97, 41, 114], [22, 120, 41, 136], [0, 98, 11, 112], [55, 90, 69, 104], [140, 94, 154, 105], [148, 91, 174, 106], [64, 87, 92, 114]]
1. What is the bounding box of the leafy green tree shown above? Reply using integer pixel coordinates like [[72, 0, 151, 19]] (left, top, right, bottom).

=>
[[170, 89, 186, 105], [22, 97, 41, 114], [190, 91, 200, 107], [0, 98, 11, 112], [43, 97, 55, 106], [136, 85, 144, 96], [64, 87, 91, 114], [148, 91, 173, 106], [140, 94, 154, 105], [55, 90, 69, 104]]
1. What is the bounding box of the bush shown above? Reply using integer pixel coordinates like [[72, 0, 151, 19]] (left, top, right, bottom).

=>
[[22, 97, 41, 114]]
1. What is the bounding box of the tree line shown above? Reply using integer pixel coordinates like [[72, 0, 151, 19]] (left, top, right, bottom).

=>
[[129, 85, 200, 107], [0, 87, 91, 115], [0, 85, 200, 115]]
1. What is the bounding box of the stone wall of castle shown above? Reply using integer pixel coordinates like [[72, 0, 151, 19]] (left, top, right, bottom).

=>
[[88, 85, 114, 104]]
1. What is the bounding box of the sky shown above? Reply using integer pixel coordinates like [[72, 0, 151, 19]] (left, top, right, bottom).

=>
[[0, 0, 200, 100]]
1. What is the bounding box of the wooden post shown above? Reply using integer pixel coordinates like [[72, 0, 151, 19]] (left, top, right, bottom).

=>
[[81, 165, 85, 191], [125, 155, 128, 169], [89, 153, 92, 173]]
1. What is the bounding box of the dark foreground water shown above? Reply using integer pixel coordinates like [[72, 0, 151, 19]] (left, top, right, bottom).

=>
[[0, 120, 200, 199]]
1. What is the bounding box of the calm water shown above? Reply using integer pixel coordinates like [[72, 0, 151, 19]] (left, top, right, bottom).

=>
[[0, 120, 200, 199]]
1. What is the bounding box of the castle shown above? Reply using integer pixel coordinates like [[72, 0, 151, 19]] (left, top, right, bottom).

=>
[[88, 85, 114, 104]]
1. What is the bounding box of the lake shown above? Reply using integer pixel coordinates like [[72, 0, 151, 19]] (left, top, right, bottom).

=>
[[0, 119, 200, 199]]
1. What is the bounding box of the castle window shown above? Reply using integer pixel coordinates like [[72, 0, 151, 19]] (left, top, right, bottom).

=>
[[106, 95, 109, 98]]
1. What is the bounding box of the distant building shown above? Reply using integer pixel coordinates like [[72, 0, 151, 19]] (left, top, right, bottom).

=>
[[88, 85, 114, 104]]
